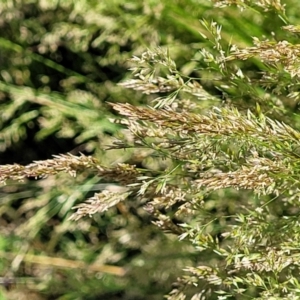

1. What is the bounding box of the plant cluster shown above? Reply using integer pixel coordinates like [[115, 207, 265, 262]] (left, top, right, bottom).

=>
[[2, 0, 300, 299]]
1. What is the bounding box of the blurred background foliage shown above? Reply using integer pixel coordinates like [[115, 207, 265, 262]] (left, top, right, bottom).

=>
[[0, 0, 300, 299]]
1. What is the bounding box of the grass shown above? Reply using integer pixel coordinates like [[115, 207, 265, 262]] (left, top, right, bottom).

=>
[[1, 0, 300, 299]]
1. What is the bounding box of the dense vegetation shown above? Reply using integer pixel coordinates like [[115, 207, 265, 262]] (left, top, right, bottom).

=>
[[1, 0, 300, 299]]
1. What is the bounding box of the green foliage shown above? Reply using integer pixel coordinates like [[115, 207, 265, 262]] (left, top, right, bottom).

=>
[[2, 0, 300, 299]]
